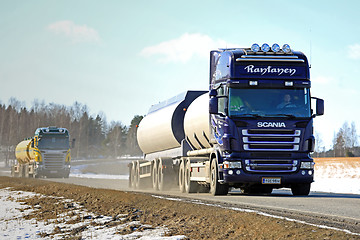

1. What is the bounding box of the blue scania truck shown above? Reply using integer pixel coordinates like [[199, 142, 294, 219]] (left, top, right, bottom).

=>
[[129, 43, 324, 196]]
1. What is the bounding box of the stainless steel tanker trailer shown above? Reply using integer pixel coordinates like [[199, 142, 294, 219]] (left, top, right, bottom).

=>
[[129, 91, 219, 193], [129, 44, 324, 196]]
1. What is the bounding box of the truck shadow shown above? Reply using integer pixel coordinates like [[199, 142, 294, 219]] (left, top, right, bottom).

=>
[[228, 189, 360, 199]]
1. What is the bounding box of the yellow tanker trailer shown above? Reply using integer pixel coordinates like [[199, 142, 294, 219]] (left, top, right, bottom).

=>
[[12, 126, 74, 178], [12, 139, 37, 177]]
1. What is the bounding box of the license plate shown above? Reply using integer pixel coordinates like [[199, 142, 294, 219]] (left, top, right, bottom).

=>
[[262, 177, 281, 184]]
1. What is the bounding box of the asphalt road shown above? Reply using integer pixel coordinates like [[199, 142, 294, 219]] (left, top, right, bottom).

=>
[[1, 159, 360, 234]]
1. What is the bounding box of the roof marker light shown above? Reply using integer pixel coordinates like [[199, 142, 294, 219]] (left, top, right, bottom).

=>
[[282, 44, 292, 53], [251, 43, 260, 52], [285, 81, 294, 86], [249, 80, 258, 86], [261, 43, 270, 52], [271, 43, 280, 52]]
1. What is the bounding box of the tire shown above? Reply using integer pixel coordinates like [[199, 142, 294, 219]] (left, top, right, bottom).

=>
[[19, 165, 24, 178], [158, 160, 171, 191], [23, 165, 30, 178], [11, 166, 15, 177], [210, 158, 229, 196], [152, 160, 159, 190], [291, 183, 311, 196], [129, 162, 136, 188], [184, 160, 198, 193], [134, 163, 141, 189], [178, 160, 185, 193]]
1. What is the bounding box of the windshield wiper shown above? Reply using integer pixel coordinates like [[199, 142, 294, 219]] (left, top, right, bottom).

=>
[[266, 114, 296, 119]]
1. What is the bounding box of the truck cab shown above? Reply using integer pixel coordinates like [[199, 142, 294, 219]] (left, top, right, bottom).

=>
[[208, 43, 324, 195]]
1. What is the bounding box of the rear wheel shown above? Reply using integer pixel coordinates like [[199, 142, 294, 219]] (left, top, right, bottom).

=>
[[158, 160, 171, 191], [129, 162, 137, 188], [210, 158, 229, 196], [152, 160, 158, 190], [291, 183, 311, 196], [24, 164, 30, 178], [11, 166, 15, 177], [134, 163, 141, 189], [184, 160, 198, 193], [178, 160, 185, 193]]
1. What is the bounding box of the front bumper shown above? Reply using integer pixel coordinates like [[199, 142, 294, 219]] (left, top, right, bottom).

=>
[[36, 164, 71, 177], [223, 169, 313, 186]]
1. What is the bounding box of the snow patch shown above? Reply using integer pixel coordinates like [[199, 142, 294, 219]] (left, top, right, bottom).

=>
[[0, 188, 186, 239]]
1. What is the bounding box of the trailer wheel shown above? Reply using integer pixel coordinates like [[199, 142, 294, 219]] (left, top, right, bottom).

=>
[[134, 162, 141, 189], [178, 160, 185, 193], [24, 164, 30, 178], [210, 158, 229, 196], [291, 183, 311, 196], [185, 160, 198, 193], [129, 162, 136, 188], [152, 160, 159, 190], [11, 166, 15, 177], [158, 160, 171, 191]]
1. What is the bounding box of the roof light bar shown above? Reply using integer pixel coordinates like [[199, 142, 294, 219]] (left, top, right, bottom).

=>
[[249, 43, 292, 53]]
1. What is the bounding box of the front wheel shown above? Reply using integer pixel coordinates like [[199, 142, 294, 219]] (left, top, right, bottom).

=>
[[210, 158, 228, 196], [291, 183, 311, 196]]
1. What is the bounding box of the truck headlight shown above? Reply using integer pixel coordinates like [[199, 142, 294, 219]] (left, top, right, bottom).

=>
[[300, 162, 314, 169], [223, 161, 242, 169]]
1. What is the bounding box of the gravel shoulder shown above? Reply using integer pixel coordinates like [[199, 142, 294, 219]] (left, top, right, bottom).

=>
[[0, 176, 358, 240]]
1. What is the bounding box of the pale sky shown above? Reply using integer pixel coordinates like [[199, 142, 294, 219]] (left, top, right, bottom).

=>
[[1, 0, 360, 149]]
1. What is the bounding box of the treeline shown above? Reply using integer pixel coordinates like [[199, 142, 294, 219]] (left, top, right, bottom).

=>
[[314, 121, 360, 157], [0, 98, 143, 163]]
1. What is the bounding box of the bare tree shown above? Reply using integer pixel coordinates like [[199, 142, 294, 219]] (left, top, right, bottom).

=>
[[314, 131, 324, 157]]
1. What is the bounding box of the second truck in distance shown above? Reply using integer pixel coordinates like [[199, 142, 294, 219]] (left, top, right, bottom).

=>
[[12, 126, 74, 178], [129, 43, 324, 196]]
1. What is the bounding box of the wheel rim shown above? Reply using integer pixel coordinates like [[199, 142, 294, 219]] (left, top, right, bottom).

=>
[[152, 163, 158, 190], [185, 162, 189, 191], [179, 163, 184, 192], [158, 163, 163, 190], [211, 164, 216, 188]]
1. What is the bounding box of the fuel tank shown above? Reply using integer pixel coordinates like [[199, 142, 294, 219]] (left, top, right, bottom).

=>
[[137, 91, 207, 154], [15, 139, 35, 164]]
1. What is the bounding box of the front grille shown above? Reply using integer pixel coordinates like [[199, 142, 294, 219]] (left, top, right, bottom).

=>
[[43, 152, 66, 170], [242, 129, 301, 151], [245, 159, 298, 173]]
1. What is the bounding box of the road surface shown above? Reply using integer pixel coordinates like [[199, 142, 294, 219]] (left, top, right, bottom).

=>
[[1, 159, 359, 234]]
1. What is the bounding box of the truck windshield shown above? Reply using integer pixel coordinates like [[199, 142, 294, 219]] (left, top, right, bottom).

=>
[[38, 135, 69, 149], [228, 88, 311, 118]]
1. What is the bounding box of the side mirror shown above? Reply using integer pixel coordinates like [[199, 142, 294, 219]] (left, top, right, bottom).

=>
[[71, 138, 76, 149], [209, 97, 218, 114], [316, 98, 324, 116]]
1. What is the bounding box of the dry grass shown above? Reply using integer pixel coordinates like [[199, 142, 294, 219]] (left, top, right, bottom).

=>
[[314, 157, 360, 178], [314, 157, 360, 166]]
